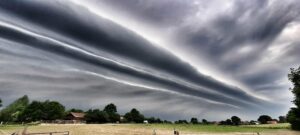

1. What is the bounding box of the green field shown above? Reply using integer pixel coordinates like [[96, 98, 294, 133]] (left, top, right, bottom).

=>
[[0, 123, 299, 135]]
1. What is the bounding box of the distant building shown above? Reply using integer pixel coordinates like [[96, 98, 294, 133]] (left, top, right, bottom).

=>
[[65, 112, 86, 124], [248, 120, 259, 125], [266, 120, 277, 124]]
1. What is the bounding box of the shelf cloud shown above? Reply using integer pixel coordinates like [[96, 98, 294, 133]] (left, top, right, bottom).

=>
[[0, 0, 299, 120]]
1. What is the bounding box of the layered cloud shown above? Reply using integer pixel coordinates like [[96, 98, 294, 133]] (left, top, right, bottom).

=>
[[0, 0, 299, 120]]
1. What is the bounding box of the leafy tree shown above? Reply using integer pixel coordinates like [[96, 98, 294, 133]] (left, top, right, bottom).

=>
[[225, 119, 233, 125], [231, 116, 241, 125], [163, 120, 172, 124], [155, 118, 162, 123], [258, 115, 272, 124], [20, 100, 65, 121], [85, 109, 109, 123], [175, 120, 188, 124], [103, 103, 120, 123], [43, 100, 65, 120], [147, 117, 163, 123], [20, 101, 44, 121], [147, 117, 156, 123], [202, 119, 208, 124], [250, 120, 257, 125], [287, 67, 300, 130], [163, 120, 171, 124], [107, 112, 120, 123], [220, 119, 233, 125], [0, 95, 29, 122], [68, 108, 84, 113], [279, 116, 286, 123], [124, 108, 144, 123], [0, 98, 2, 107], [103, 103, 117, 113], [190, 117, 198, 124]]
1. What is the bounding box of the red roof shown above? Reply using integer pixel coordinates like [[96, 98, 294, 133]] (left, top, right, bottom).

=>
[[70, 112, 85, 118]]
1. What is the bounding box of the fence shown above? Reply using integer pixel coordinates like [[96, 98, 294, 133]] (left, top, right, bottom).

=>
[[10, 127, 69, 135], [24, 131, 69, 135]]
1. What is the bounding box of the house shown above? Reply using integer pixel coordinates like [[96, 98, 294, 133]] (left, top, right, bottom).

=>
[[65, 112, 86, 124], [266, 120, 278, 124]]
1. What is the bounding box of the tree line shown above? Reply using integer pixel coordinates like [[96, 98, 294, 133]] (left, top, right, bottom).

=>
[[0, 96, 170, 124], [0, 95, 286, 125], [0, 66, 299, 131]]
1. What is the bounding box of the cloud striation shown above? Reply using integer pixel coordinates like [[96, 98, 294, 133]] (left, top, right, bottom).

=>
[[0, 0, 299, 120]]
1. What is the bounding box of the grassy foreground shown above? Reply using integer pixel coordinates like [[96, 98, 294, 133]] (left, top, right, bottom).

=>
[[0, 123, 299, 135]]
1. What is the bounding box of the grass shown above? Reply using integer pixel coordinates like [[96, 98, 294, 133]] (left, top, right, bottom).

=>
[[0, 123, 297, 135], [128, 123, 291, 133]]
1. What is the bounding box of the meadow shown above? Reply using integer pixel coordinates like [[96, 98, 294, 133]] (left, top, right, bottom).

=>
[[0, 123, 299, 135]]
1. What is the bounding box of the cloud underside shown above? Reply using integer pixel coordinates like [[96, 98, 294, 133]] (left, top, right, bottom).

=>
[[0, 0, 299, 120]]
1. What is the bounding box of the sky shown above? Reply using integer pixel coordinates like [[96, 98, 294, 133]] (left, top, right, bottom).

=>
[[0, 0, 299, 121]]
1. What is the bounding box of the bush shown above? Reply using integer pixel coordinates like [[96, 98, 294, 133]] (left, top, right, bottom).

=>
[[287, 67, 300, 130]]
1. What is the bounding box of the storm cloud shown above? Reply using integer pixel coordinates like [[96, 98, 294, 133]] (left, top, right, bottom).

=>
[[0, 0, 299, 120]]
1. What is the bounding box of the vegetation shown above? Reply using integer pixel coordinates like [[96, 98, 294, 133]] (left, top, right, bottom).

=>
[[190, 117, 198, 124], [66, 108, 84, 113], [279, 116, 287, 123], [103, 103, 120, 123], [124, 108, 144, 123], [231, 116, 241, 125], [0, 98, 2, 107], [286, 66, 300, 131], [0, 95, 29, 122], [202, 119, 208, 124], [85, 109, 109, 123], [219, 116, 241, 126], [0, 95, 292, 127], [20, 100, 65, 122], [258, 115, 272, 124]]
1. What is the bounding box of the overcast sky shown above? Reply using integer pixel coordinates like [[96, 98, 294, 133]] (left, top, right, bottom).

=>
[[0, 0, 299, 121]]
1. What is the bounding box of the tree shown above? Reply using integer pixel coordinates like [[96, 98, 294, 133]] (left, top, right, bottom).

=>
[[43, 100, 65, 120], [0, 98, 2, 107], [175, 120, 188, 124], [124, 108, 144, 123], [190, 117, 198, 124], [225, 119, 233, 125], [163, 120, 172, 124], [67, 108, 84, 113], [147, 117, 156, 123], [287, 66, 300, 130], [103, 103, 120, 123], [85, 109, 109, 123], [103, 103, 117, 113], [231, 116, 241, 125], [20, 100, 65, 121], [0, 95, 29, 122], [250, 120, 257, 125], [258, 115, 272, 124], [147, 117, 163, 123], [279, 116, 286, 123], [107, 112, 120, 123], [20, 101, 44, 121], [202, 119, 208, 124]]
